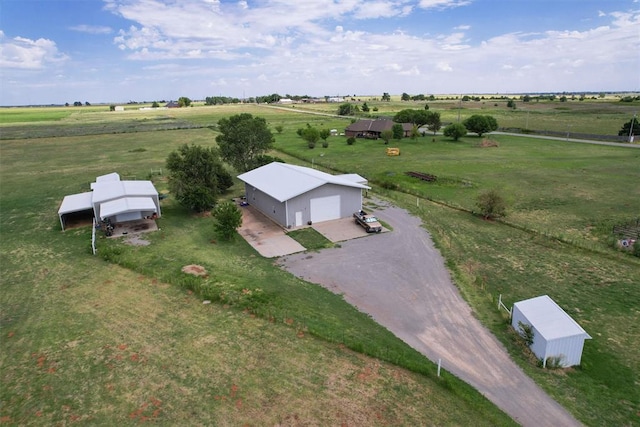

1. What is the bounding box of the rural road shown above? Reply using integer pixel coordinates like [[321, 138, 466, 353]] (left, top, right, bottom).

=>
[[278, 202, 581, 426]]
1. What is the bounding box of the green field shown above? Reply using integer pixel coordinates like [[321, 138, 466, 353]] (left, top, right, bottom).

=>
[[1, 101, 639, 425]]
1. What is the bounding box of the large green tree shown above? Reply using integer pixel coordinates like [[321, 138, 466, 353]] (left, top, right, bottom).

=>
[[216, 113, 275, 172], [337, 103, 358, 116], [443, 123, 467, 141], [166, 144, 233, 212], [393, 109, 430, 127], [392, 123, 404, 140], [463, 115, 498, 137], [178, 96, 192, 107], [425, 111, 442, 135]]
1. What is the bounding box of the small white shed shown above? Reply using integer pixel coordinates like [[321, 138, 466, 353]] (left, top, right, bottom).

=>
[[512, 295, 591, 367]]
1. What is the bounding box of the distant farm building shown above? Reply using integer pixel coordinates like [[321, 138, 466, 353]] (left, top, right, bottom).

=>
[[165, 101, 179, 108], [512, 295, 591, 368], [114, 106, 125, 112], [58, 172, 161, 231], [237, 162, 368, 228]]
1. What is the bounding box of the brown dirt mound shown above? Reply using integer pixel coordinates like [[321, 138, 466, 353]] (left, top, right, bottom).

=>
[[479, 138, 499, 147], [181, 264, 208, 276]]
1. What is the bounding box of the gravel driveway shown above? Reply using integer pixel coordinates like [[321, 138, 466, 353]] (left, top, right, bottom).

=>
[[278, 201, 581, 426]]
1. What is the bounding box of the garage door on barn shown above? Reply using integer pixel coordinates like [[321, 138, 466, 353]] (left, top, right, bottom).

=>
[[310, 195, 341, 223]]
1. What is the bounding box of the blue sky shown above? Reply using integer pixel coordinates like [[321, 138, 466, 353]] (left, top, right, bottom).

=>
[[1, 0, 639, 105]]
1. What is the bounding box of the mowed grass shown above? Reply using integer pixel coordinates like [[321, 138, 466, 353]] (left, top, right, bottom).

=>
[[0, 123, 514, 425]]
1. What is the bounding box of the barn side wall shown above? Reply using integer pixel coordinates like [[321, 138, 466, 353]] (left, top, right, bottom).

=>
[[244, 183, 287, 226], [287, 184, 363, 227]]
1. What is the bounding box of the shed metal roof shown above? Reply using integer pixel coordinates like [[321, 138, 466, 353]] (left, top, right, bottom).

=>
[[99, 196, 157, 219], [514, 295, 591, 341], [58, 191, 94, 215], [237, 162, 369, 202], [92, 180, 158, 204]]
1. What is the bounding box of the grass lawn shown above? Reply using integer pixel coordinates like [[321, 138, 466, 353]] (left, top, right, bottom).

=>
[[1, 102, 639, 425], [0, 119, 513, 425]]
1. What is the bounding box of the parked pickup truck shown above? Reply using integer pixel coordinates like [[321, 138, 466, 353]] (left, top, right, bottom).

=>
[[354, 210, 382, 233]]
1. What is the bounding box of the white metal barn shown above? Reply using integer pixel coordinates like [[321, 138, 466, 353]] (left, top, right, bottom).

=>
[[58, 173, 161, 230], [512, 295, 591, 367], [237, 162, 369, 228]]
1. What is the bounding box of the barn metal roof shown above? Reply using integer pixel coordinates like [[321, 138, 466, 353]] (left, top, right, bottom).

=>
[[237, 162, 369, 202], [514, 295, 591, 341]]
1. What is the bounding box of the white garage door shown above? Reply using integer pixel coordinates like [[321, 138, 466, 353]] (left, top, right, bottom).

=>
[[310, 195, 341, 223]]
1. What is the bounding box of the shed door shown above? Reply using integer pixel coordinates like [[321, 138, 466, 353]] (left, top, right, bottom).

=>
[[310, 195, 340, 223], [295, 211, 303, 227]]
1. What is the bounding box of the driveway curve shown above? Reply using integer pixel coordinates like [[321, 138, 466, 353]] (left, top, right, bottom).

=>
[[278, 202, 581, 427]]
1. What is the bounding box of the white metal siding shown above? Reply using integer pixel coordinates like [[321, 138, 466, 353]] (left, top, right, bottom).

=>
[[115, 211, 143, 222], [310, 195, 340, 222]]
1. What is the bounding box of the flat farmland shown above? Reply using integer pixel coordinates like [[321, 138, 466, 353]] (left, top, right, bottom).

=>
[[1, 101, 639, 425]]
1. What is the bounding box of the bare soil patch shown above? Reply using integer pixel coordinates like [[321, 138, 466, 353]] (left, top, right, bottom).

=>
[[182, 264, 208, 277]]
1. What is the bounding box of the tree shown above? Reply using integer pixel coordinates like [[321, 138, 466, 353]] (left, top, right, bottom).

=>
[[301, 126, 320, 148], [618, 117, 640, 139], [424, 103, 429, 110], [381, 92, 391, 101], [443, 123, 467, 141], [393, 109, 429, 127], [319, 129, 331, 145], [337, 103, 358, 116], [109, 105, 115, 111], [274, 125, 284, 134], [380, 129, 393, 145], [410, 125, 420, 140], [216, 113, 275, 172], [212, 201, 243, 241], [425, 111, 442, 135], [476, 189, 506, 220], [151, 101, 160, 108], [85, 101, 91, 106], [166, 144, 233, 212], [361, 102, 370, 112], [401, 92, 411, 101], [392, 123, 404, 140], [178, 96, 191, 107], [507, 99, 516, 109], [346, 137, 356, 145], [463, 115, 498, 137]]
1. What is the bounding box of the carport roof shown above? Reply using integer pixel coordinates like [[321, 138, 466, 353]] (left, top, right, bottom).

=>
[[238, 162, 369, 202], [100, 196, 157, 219], [58, 191, 94, 215]]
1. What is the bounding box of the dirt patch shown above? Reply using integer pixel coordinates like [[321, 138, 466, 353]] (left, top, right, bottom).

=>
[[124, 235, 151, 246], [479, 138, 500, 147], [182, 264, 208, 277]]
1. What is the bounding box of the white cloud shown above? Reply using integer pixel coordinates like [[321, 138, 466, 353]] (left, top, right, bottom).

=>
[[454, 25, 471, 30], [418, 0, 472, 10], [0, 32, 68, 69], [69, 24, 113, 34]]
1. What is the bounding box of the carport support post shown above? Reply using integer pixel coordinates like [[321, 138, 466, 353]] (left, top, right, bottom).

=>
[[437, 358, 441, 377]]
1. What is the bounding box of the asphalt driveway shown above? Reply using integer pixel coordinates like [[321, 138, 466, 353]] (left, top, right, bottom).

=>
[[278, 201, 581, 427]]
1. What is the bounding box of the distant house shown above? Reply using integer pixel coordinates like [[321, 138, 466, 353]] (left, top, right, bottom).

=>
[[512, 295, 591, 368], [345, 118, 413, 139], [278, 98, 294, 104], [327, 97, 344, 103], [165, 101, 180, 108], [237, 162, 369, 228], [114, 106, 125, 112], [58, 172, 161, 231]]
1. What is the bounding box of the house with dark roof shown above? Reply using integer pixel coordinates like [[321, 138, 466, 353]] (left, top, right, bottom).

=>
[[345, 118, 413, 139], [237, 162, 369, 228]]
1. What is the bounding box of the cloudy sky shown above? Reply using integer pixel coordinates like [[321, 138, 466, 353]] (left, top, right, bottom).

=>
[[1, 0, 639, 105]]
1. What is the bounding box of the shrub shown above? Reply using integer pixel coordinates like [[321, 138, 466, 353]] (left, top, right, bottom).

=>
[[517, 321, 534, 346], [476, 189, 507, 220], [346, 137, 356, 145]]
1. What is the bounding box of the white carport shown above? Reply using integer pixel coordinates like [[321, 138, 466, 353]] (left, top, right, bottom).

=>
[[58, 173, 161, 231], [99, 196, 158, 221], [58, 192, 94, 231], [512, 295, 591, 367]]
